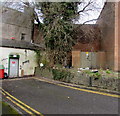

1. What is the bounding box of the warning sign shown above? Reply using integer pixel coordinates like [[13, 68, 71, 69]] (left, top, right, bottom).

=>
[[12, 61, 16, 64]]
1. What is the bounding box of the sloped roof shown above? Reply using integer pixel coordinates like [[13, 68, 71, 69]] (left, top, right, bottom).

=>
[[0, 39, 43, 50]]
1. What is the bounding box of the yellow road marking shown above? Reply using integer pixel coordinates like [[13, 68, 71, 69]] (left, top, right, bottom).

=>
[[1, 88, 44, 116], [34, 78, 120, 98], [5, 96, 35, 115], [0, 91, 5, 95], [57, 83, 120, 98]]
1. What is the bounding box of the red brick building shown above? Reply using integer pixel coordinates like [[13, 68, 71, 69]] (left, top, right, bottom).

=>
[[72, 2, 120, 71], [97, 2, 120, 71]]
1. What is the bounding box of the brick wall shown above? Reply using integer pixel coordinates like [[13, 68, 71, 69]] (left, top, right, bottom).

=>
[[33, 24, 45, 48], [97, 2, 115, 70], [118, 2, 120, 71], [114, 2, 120, 71], [72, 24, 100, 52], [33, 25, 43, 43], [72, 40, 100, 52]]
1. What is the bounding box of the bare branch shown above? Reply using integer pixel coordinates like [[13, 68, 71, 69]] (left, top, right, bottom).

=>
[[82, 18, 98, 24], [78, 0, 93, 14]]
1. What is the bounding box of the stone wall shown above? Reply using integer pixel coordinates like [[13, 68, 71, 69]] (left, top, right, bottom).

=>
[[35, 67, 119, 92], [1, 7, 32, 42], [71, 74, 119, 92]]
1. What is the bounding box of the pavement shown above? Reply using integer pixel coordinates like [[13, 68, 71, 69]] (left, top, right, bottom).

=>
[[1, 77, 120, 115]]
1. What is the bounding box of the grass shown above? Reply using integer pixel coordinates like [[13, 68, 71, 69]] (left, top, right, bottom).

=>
[[0, 101, 21, 115]]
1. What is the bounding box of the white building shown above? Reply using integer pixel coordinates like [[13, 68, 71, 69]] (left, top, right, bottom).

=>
[[0, 6, 42, 78]]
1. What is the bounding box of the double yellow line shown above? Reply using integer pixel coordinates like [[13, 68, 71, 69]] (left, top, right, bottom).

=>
[[0, 88, 44, 116], [34, 77, 120, 98]]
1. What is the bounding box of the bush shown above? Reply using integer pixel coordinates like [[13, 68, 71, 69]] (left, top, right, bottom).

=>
[[92, 72, 102, 80], [41, 58, 49, 68], [82, 70, 101, 80], [106, 69, 112, 74], [52, 68, 74, 82]]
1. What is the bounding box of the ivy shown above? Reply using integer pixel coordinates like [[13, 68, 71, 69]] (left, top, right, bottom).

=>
[[36, 2, 79, 65]]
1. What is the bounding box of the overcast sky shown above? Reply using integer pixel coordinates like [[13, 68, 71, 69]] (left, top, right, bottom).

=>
[[76, 0, 106, 24], [2, 0, 107, 24]]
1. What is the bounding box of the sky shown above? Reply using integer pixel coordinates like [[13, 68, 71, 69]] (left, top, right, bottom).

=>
[[76, 0, 106, 24], [2, 0, 107, 24]]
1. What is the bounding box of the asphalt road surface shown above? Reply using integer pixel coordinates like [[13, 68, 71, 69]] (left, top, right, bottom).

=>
[[2, 78, 119, 115]]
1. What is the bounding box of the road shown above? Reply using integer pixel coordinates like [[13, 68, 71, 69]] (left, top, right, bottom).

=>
[[1, 77, 119, 115]]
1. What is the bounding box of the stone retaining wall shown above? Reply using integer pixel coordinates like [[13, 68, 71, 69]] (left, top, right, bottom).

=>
[[35, 67, 119, 92]]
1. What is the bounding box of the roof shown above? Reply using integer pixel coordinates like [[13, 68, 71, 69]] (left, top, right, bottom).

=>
[[0, 39, 44, 50]]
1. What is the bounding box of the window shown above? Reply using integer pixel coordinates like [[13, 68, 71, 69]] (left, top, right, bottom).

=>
[[21, 33, 26, 40]]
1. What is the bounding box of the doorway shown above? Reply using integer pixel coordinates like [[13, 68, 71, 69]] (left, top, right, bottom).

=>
[[8, 55, 20, 77]]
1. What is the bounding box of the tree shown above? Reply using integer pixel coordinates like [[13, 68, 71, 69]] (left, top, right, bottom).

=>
[[35, 2, 80, 65]]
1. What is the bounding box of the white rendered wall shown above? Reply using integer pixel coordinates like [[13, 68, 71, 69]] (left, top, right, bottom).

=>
[[0, 47, 37, 77]]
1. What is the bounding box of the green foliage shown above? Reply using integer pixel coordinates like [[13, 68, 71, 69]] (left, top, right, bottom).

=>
[[36, 2, 79, 64], [106, 69, 112, 74], [35, 50, 42, 65], [40, 53, 50, 68], [35, 50, 50, 68], [82, 70, 102, 79], [54, 64, 63, 68], [83, 70, 92, 75], [1, 101, 21, 115], [39, 2, 79, 23], [41, 58, 49, 67], [52, 68, 74, 82], [92, 72, 102, 79]]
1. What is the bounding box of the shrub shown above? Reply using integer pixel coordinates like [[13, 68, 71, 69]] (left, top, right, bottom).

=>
[[92, 72, 102, 80], [82, 70, 102, 80], [106, 69, 112, 74], [52, 68, 74, 82], [41, 58, 49, 67]]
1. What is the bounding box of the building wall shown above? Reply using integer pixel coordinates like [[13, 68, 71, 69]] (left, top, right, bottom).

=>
[[72, 51, 106, 69], [1, 7, 32, 42], [118, 2, 120, 71], [72, 51, 81, 68], [0, 47, 37, 77], [72, 40, 100, 52], [114, 2, 120, 71], [72, 25, 100, 68], [97, 2, 115, 70], [96, 52, 106, 69], [33, 25, 43, 44], [72, 3, 119, 70], [72, 24, 100, 52], [33, 24, 45, 48]]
